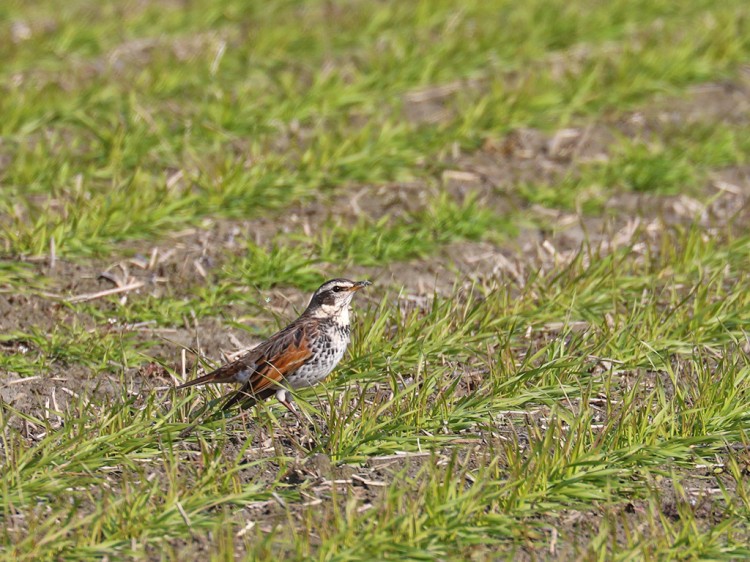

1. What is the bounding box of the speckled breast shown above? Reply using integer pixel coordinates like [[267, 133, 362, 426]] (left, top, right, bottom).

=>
[[288, 323, 351, 388]]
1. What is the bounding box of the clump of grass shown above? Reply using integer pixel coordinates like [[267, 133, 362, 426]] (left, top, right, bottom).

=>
[[517, 121, 750, 212], [0, 261, 40, 290], [317, 193, 510, 266], [232, 242, 325, 291], [0, 394, 281, 560], [0, 320, 152, 379], [604, 142, 697, 193]]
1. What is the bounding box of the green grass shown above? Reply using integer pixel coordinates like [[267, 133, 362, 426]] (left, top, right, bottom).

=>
[[66, 191, 509, 328], [0, 394, 279, 560], [518, 122, 750, 211], [0, 320, 150, 378], [2, 0, 750, 256], [3, 0, 750, 559], [0, 261, 40, 290], [7, 225, 750, 558], [314, 192, 509, 266]]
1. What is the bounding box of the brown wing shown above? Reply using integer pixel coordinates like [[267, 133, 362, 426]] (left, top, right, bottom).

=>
[[219, 334, 311, 412], [176, 320, 315, 398]]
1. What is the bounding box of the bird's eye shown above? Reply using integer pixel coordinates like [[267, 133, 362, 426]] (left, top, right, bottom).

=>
[[332, 286, 343, 293]]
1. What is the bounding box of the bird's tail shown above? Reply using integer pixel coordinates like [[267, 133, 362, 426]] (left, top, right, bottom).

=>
[[176, 366, 234, 389]]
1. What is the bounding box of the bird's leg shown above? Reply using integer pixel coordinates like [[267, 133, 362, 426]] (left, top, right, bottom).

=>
[[276, 389, 319, 449], [275, 388, 302, 422]]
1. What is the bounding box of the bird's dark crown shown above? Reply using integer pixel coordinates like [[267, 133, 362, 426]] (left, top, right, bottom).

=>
[[306, 278, 371, 310]]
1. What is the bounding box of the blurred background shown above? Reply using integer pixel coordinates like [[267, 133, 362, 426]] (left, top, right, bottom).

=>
[[2, 0, 748, 263]]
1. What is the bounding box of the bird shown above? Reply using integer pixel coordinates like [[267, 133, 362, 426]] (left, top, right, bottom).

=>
[[177, 278, 371, 420]]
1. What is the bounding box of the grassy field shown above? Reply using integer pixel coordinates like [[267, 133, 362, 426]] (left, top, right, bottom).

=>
[[3, 0, 750, 559]]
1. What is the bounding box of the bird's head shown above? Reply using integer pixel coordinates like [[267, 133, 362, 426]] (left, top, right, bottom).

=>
[[305, 278, 371, 319]]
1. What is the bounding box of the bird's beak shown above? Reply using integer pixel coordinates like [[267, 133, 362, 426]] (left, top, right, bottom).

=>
[[350, 280, 372, 291]]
